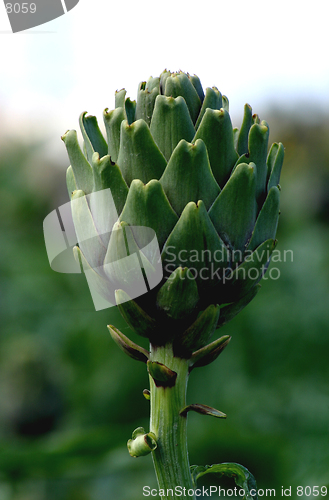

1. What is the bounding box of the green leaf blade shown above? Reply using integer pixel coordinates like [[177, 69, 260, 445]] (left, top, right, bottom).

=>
[[191, 462, 258, 500]]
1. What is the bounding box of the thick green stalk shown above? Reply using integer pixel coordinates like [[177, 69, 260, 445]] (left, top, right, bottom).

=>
[[149, 343, 195, 500]]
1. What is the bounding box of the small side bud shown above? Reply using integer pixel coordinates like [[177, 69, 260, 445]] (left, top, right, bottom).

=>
[[189, 335, 231, 371], [108, 325, 149, 363], [147, 361, 177, 387], [127, 427, 157, 457], [143, 389, 150, 400]]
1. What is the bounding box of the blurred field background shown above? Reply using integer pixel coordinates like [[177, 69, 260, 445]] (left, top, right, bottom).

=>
[[1, 102, 329, 500]]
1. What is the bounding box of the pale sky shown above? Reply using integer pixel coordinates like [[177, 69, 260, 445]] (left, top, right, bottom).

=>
[[0, 0, 328, 144]]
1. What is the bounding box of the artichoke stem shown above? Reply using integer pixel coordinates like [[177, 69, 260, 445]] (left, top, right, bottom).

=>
[[149, 343, 195, 500]]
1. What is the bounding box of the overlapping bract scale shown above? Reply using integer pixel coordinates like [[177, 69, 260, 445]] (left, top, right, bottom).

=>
[[63, 70, 284, 357]]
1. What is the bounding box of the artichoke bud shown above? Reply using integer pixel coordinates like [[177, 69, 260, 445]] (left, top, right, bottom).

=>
[[62, 69, 284, 353], [127, 427, 157, 458], [107, 325, 149, 363], [156, 267, 199, 320]]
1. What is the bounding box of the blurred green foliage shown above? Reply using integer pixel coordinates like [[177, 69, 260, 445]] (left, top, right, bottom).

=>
[[0, 109, 329, 499]]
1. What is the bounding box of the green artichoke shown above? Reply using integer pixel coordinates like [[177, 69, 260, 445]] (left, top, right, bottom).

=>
[[62, 70, 284, 359]]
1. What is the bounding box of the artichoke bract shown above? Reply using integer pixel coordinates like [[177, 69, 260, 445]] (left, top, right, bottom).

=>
[[62, 70, 284, 359]]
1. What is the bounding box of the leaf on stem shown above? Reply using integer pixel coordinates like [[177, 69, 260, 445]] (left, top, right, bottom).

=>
[[190, 462, 258, 500], [147, 360, 177, 387], [189, 335, 231, 371], [107, 325, 149, 363], [180, 404, 226, 419]]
